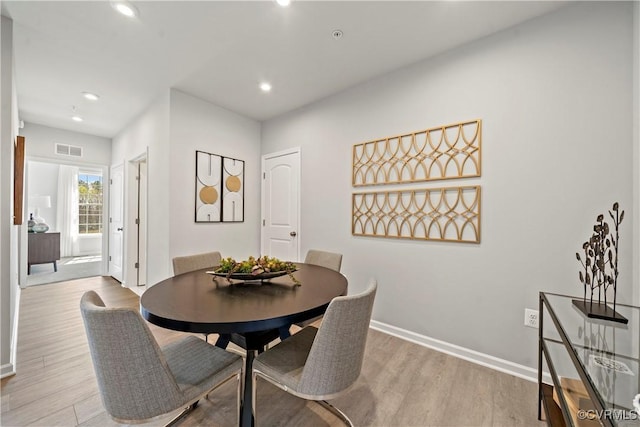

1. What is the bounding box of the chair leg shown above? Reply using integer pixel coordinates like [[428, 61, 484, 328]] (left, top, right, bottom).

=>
[[163, 404, 195, 427], [252, 371, 258, 426], [215, 333, 231, 349], [277, 325, 291, 340], [317, 400, 354, 427], [236, 372, 242, 426], [253, 371, 354, 427], [200, 372, 242, 425]]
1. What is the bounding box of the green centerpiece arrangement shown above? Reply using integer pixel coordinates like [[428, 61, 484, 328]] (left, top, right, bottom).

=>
[[211, 255, 300, 285]]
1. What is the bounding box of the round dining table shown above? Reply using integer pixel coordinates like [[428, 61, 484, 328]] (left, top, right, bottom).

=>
[[140, 262, 348, 427]]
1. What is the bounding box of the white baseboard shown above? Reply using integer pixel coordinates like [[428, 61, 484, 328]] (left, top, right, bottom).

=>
[[0, 363, 15, 378], [370, 320, 552, 384], [1, 287, 21, 379]]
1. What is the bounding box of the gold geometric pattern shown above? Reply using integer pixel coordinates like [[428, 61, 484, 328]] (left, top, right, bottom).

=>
[[352, 119, 482, 186], [352, 186, 481, 243]]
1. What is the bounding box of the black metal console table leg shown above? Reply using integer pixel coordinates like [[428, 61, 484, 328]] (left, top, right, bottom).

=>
[[537, 293, 543, 421]]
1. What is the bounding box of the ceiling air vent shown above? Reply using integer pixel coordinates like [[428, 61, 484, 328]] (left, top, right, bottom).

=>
[[55, 143, 83, 158]]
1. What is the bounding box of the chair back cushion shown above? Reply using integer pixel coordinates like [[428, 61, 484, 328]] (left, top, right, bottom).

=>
[[304, 249, 342, 272], [80, 291, 183, 421], [298, 279, 377, 397], [172, 251, 222, 276]]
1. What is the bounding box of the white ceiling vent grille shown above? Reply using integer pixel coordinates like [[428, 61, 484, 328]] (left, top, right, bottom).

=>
[[55, 143, 83, 158]]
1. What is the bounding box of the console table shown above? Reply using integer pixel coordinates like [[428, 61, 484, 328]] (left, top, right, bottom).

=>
[[538, 292, 639, 426], [28, 232, 60, 274]]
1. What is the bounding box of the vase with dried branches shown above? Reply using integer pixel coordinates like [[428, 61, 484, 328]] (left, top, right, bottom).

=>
[[574, 202, 627, 324]]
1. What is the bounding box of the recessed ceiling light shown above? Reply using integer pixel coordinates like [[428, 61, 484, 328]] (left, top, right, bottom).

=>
[[71, 115, 83, 122], [82, 92, 100, 101], [332, 29, 343, 39], [276, 0, 291, 6], [260, 82, 272, 92], [111, 1, 139, 18]]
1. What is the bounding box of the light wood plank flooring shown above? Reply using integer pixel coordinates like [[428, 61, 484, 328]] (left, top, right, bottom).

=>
[[1, 277, 544, 426]]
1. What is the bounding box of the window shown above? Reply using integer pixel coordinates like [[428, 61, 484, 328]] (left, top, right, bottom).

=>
[[78, 173, 103, 234]]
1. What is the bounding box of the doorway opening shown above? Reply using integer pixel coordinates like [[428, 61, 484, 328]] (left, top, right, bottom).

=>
[[23, 159, 108, 287]]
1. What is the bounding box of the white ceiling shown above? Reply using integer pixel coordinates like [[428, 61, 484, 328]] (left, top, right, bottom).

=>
[[2, 1, 567, 138]]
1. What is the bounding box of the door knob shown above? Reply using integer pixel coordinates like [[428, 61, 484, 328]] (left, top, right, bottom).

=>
[[290, 231, 297, 237], [117, 227, 123, 231]]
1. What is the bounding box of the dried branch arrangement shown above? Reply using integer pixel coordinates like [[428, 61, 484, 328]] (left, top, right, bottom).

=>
[[214, 256, 300, 285], [575, 202, 624, 312]]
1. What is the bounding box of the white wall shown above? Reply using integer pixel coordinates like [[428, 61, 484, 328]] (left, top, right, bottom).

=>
[[77, 235, 102, 256], [112, 91, 170, 287], [1, 14, 21, 378], [27, 161, 59, 229], [21, 122, 112, 235], [261, 2, 635, 370], [22, 122, 111, 165], [111, 90, 262, 287], [169, 90, 262, 261]]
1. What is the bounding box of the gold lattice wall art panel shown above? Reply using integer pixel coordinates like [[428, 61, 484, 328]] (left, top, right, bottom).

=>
[[352, 186, 481, 243], [352, 119, 482, 186]]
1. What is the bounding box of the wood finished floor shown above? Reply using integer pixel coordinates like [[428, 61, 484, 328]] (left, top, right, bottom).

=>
[[1, 276, 544, 427]]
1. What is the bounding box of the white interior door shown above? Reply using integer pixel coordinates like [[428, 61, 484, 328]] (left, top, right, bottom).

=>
[[261, 148, 300, 261], [109, 164, 124, 282]]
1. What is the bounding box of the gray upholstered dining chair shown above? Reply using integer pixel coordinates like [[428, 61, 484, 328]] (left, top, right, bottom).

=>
[[172, 251, 224, 343], [80, 290, 242, 426], [172, 251, 222, 276], [252, 279, 377, 427], [305, 249, 343, 272], [277, 249, 344, 341]]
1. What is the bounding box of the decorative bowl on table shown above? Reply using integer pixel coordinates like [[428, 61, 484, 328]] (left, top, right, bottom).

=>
[[207, 256, 300, 285]]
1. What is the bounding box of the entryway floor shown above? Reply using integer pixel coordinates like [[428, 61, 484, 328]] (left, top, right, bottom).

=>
[[26, 255, 102, 287]]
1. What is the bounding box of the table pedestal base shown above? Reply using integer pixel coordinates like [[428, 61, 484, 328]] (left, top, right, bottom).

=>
[[216, 329, 281, 427]]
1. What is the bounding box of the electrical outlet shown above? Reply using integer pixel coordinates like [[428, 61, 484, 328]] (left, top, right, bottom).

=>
[[524, 309, 539, 328]]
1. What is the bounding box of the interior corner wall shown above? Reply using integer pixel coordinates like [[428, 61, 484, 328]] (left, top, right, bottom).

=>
[[261, 2, 635, 369], [168, 89, 261, 262], [112, 91, 170, 287]]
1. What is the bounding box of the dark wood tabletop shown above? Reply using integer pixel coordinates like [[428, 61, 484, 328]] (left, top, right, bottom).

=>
[[140, 262, 348, 335]]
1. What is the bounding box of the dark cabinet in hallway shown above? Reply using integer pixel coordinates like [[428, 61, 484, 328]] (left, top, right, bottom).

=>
[[28, 232, 60, 274]]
